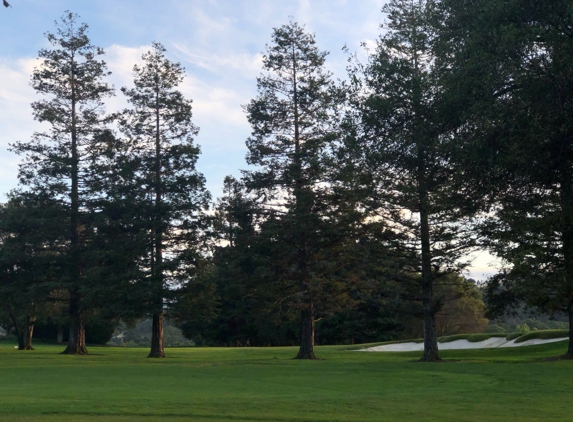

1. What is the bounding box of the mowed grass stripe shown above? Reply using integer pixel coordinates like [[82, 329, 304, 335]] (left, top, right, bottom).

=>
[[0, 342, 571, 421]]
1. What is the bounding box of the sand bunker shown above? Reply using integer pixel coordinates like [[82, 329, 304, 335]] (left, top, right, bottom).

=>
[[362, 337, 568, 352]]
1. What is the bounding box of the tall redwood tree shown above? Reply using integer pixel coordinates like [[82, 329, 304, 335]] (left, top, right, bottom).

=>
[[11, 12, 114, 355], [120, 42, 209, 358], [244, 21, 351, 359]]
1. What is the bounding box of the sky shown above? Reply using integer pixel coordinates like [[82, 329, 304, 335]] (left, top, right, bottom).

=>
[[0, 0, 500, 280]]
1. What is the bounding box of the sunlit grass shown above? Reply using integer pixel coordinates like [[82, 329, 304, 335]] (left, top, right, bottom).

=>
[[0, 339, 571, 421]]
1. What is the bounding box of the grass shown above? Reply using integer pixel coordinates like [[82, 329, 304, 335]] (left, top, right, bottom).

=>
[[513, 329, 569, 343], [506, 332, 526, 341], [0, 339, 572, 421], [438, 333, 506, 343]]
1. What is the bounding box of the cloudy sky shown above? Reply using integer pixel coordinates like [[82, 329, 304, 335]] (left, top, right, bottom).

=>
[[0, 0, 499, 279], [0, 0, 385, 195]]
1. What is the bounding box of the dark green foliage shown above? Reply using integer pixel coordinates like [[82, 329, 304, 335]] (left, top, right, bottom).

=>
[[84, 316, 118, 345], [119, 42, 210, 357], [434, 0, 573, 357], [348, 0, 481, 361], [433, 275, 488, 336], [177, 176, 299, 347], [9, 11, 115, 355], [0, 194, 68, 350], [243, 20, 363, 358]]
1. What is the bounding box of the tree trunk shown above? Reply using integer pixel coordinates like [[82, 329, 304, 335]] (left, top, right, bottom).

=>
[[8, 310, 29, 351], [16, 326, 25, 350], [22, 316, 35, 350], [566, 299, 573, 359], [419, 186, 441, 362], [295, 300, 316, 360], [147, 86, 166, 359], [63, 52, 87, 356], [62, 294, 88, 355], [421, 292, 440, 362], [561, 166, 573, 359], [57, 328, 64, 343], [290, 38, 317, 361], [148, 312, 165, 358]]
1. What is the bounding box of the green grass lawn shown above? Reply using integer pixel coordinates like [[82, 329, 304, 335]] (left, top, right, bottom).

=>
[[0, 340, 571, 421]]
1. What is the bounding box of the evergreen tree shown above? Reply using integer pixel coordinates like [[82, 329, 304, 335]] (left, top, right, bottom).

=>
[[435, 0, 573, 358], [119, 42, 210, 358], [0, 195, 66, 350], [351, 0, 479, 361], [10, 12, 114, 355], [244, 20, 359, 359]]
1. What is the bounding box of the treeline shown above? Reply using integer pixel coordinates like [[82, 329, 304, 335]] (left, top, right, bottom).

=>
[[1, 1, 573, 361]]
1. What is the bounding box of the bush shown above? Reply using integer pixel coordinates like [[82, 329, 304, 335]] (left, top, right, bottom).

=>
[[108, 319, 194, 347], [85, 318, 118, 345], [484, 323, 507, 334]]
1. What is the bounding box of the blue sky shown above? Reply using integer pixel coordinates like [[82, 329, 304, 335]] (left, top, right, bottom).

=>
[[0, 0, 498, 279], [0, 0, 385, 197]]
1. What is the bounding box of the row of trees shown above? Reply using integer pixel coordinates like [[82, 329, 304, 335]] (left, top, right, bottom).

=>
[[207, 0, 573, 361], [2, 0, 572, 361], [1, 13, 209, 358]]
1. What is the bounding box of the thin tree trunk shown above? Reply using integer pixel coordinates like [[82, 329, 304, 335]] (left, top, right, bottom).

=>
[[410, 0, 439, 363], [566, 299, 573, 359], [148, 86, 165, 359], [419, 177, 440, 362], [148, 312, 165, 358], [16, 329, 25, 350], [62, 52, 88, 355], [561, 166, 573, 359], [9, 310, 26, 351], [63, 293, 88, 355], [290, 35, 317, 361], [295, 299, 316, 360], [14, 322, 25, 350], [23, 316, 35, 350], [57, 328, 64, 343]]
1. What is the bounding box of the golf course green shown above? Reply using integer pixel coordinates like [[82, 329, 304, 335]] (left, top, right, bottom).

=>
[[0, 340, 571, 421]]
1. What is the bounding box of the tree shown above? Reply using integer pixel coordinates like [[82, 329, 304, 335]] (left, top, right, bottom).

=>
[[244, 20, 361, 359], [434, 275, 488, 336], [434, 0, 573, 358], [119, 42, 210, 358], [350, 0, 479, 361], [10, 12, 114, 355], [0, 193, 68, 350]]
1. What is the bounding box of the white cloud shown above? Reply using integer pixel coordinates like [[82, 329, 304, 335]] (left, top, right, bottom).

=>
[[0, 0, 393, 199], [104, 43, 251, 133], [0, 57, 46, 197]]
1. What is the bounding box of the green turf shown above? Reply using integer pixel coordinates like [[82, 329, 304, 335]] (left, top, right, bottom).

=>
[[513, 329, 569, 343], [506, 332, 526, 341], [0, 339, 572, 421], [438, 333, 506, 343]]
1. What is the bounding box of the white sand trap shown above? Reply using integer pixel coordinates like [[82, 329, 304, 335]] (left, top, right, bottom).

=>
[[362, 336, 568, 352]]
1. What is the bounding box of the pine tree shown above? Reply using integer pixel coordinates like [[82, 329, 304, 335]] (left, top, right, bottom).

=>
[[0, 194, 66, 350], [119, 42, 210, 358], [351, 0, 480, 361], [435, 0, 573, 358], [10, 12, 114, 355], [244, 20, 357, 359]]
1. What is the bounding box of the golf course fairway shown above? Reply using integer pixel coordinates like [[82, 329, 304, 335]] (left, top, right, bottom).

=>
[[0, 340, 571, 421]]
